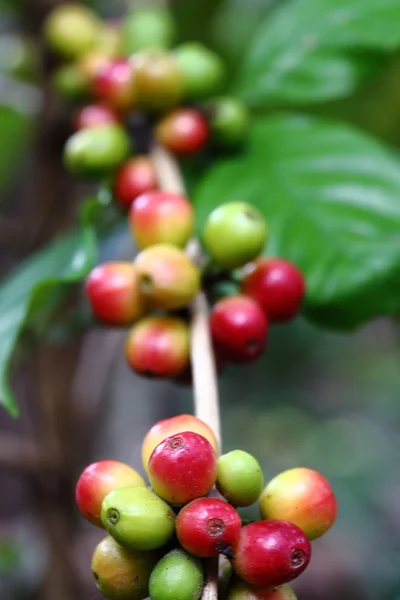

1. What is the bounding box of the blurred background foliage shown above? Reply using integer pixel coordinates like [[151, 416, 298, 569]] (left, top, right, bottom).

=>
[[0, 0, 400, 599]]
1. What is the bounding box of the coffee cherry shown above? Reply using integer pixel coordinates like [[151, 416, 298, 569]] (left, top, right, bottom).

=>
[[52, 64, 89, 101], [64, 124, 131, 177], [203, 202, 268, 269], [233, 520, 311, 588], [207, 97, 250, 148], [149, 549, 204, 600], [133, 51, 183, 112], [44, 4, 101, 60], [101, 486, 175, 551], [73, 103, 121, 131], [135, 244, 200, 310], [242, 259, 305, 322], [96, 24, 122, 58], [125, 316, 190, 378], [156, 109, 209, 155], [176, 498, 241, 558], [92, 535, 158, 600], [259, 468, 337, 541], [141, 414, 219, 473], [122, 7, 176, 54], [217, 450, 263, 507], [85, 262, 146, 326], [76, 460, 145, 528], [227, 580, 297, 600], [78, 51, 113, 87], [130, 191, 194, 249], [174, 43, 225, 100], [210, 296, 268, 363], [148, 431, 217, 504], [114, 157, 159, 209], [94, 59, 136, 111]]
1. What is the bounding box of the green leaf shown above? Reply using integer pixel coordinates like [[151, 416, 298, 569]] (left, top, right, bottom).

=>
[[0, 105, 32, 196], [0, 198, 100, 417], [234, 0, 400, 105], [194, 114, 400, 330]]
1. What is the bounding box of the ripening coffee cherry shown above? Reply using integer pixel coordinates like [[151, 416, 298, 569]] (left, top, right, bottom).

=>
[[125, 316, 190, 378], [207, 97, 250, 148], [242, 258, 306, 322], [148, 432, 217, 504], [73, 103, 121, 131], [227, 580, 297, 600], [122, 7, 176, 54], [176, 498, 241, 558], [149, 549, 204, 600], [76, 460, 145, 528], [141, 414, 219, 473], [85, 262, 146, 326], [78, 51, 113, 87], [52, 64, 89, 101], [259, 468, 337, 541], [211, 295, 268, 363], [132, 51, 183, 112], [155, 109, 209, 155], [101, 486, 175, 551], [174, 43, 225, 100], [92, 535, 158, 600], [44, 4, 101, 60], [135, 244, 200, 310], [64, 124, 131, 177], [130, 191, 194, 249], [114, 157, 159, 209], [233, 520, 311, 588], [217, 450, 263, 507], [94, 59, 136, 111], [203, 202, 268, 269]]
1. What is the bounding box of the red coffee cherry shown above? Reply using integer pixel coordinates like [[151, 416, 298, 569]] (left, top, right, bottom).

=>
[[148, 431, 217, 504], [93, 58, 136, 110], [85, 262, 146, 326], [242, 258, 305, 322], [75, 460, 145, 528], [233, 520, 311, 588], [155, 108, 209, 155], [114, 157, 159, 209], [210, 295, 268, 363], [125, 316, 190, 378], [129, 190, 194, 249], [73, 103, 121, 131], [176, 497, 241, 558]]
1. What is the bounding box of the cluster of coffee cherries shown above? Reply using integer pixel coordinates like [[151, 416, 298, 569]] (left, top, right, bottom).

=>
[[76, 414, 337, 600]]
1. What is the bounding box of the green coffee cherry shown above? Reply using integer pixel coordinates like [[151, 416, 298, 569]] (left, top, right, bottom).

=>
[[174, 43, 225, 100], [52, 64, 89, 101], [149, 549, 204, 600], [0, 35, 39, 81], [122, 7, 176, 54], [133, 51, 183, 112], [208, 97, 250, 148], [217, 450, 264, 507], [92, 535, 158, 600], [101, 486, 176, 551], [64, 124, 131, 177], [227, 579, 297, 600], [202, 202, 268, 269], [43, 3, 101, 60]]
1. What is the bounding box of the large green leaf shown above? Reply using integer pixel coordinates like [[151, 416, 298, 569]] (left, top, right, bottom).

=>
[[194, 114, 400, 329], [0, 198, 100, 417], [234, 0, 400, 105]]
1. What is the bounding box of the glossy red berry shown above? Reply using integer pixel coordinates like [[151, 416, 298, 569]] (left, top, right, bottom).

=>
[[129, 191, 194, 249], [93, 59, 136, 110], [85, 262, 146, 326], [210, 295, 268, 363], [242, 258, 305, 322], [148, 431, 217, 504], [233, 520, 311, 588], [75, 460, 145, 528], [125, 316, 190, 378], [176, 498, 241, 558], [114, 157, 159, 209], [73, 103, 120, 131], [156, 108, 209, 155]]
